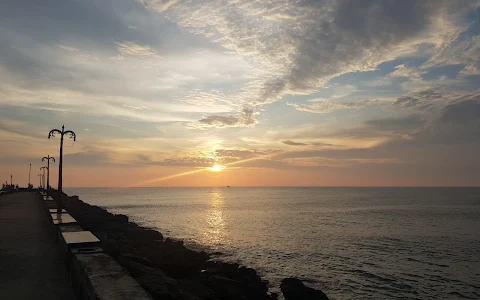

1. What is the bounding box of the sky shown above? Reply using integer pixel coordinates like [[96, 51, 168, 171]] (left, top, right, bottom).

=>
[[1, 0, 479, 187]]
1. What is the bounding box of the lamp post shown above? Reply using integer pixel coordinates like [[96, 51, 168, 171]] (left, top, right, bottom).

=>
[[38, 174, 43, 189], [41, 155, 55, 191], [10, 175, 12, 186], [40, 166, 48, 190], [48, 125, 76, 193], [29, 163, 31, 187]]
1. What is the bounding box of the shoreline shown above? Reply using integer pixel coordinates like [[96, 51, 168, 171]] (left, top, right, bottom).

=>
[[55, 190, 329, 300], [56, 190, 279, 300]]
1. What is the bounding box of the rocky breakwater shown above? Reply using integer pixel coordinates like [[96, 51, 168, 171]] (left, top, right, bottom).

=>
[[56, 191, 329, 300]]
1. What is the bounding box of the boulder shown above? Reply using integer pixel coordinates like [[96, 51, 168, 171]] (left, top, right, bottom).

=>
[[208, 275, 245, 299], [281, 278, 329, 300], [126, 228, 164, 241], [178, 279, 216, 299]]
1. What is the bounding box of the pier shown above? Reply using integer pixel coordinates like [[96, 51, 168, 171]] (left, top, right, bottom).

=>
[[0, 190, 153, 300], [0, 192, 75, 299]]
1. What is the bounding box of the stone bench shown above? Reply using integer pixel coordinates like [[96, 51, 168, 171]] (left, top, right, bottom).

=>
[[58, 230, 103, 268], [51, 213, 77, 225], [61, 231, 100, 251]]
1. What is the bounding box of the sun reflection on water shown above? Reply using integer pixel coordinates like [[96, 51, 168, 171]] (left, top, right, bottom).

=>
[[204, 189, 227, 245]]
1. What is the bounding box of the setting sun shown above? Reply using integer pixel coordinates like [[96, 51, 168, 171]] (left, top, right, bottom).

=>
[[208, 164, 226, 172]]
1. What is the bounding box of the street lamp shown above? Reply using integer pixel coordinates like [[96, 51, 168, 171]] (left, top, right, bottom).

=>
[[41, 155, 55, 191], [38, 174, 43, 189], [48, 125, 76, 193], [40, 166, 48, 190]]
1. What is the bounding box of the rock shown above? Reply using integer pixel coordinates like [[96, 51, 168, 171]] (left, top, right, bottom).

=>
[[126, 228, 164, 241], [114, 214, 129, 223], [178, 289, 203, 300], [165, 237, 184, 247], [178, 279, 216, 299], [123, 260, 176, 286], [121, 254, 154, 268], [208, 275, 245, 299], [281, 278, 329, 300]]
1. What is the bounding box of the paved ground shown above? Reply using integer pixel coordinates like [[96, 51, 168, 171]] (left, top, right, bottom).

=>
[[0, 192, 76, 300]]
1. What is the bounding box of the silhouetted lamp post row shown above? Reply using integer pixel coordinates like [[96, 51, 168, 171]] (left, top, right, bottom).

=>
[[48, 125, 76, 193]]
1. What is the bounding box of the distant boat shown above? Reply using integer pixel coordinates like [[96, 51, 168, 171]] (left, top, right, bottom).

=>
[[226, 186, 231, 188]]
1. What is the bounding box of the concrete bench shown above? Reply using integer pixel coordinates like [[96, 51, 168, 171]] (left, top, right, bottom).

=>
[[61, 231, 100, 250], [45, 200, 59, 210], [58, 231, 102, 266], [59, 224, 84, 233], [51, 214, 77, 225]]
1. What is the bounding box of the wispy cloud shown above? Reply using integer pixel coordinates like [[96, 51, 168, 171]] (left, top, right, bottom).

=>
[[114, 41, 160, 58], [282, 140, 308, 146], [188, 107, 258, 128], [140, 0, 475, 110], [390, 64, 422, 79], [287, 100, 376, 114]]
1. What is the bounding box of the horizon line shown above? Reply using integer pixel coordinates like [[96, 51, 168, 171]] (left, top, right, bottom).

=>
[[63, 185, 480, 188]]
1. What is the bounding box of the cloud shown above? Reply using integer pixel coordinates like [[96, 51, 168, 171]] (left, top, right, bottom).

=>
[[140, 0, 474, 109], [189, 106, 258, 128], [58, 45, 80, 52], [420, 96, 480, 144], [115, 41, 159, 58], [135, 148, 281, 167], [423, 27, 480, 70], [438, 98, 480, 124], [137, 155, 215, 167], [287, 100, 375, 114], [103, 96, 480, 171], [282, 140, 307, 146], [393, 88, 445, 110], [213, 148, 279, 161], [390, 64, 422, 78], [281, 140, 333, 147], [0, 118, 46, 140], [138, 0, 181, 12], [63, 151, 109, 166], [460, 64, 480, 76], [311, 142, 334, 147], [0, 83, 191, 123], [365, 115, 426, 132], [272, 97, 480, 169]]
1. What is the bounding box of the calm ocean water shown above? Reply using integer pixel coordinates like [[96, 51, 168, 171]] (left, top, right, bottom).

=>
[[64, 187, 480, 299]]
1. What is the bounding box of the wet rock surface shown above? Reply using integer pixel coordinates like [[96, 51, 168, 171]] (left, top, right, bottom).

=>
[[280, 278, 329, 300], [55, 192, 279, 300]]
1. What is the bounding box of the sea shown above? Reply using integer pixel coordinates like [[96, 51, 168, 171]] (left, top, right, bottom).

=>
[[64, 187, 480, 300]]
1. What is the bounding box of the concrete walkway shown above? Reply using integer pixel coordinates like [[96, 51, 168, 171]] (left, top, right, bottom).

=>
[[0, 192, 76, 300]]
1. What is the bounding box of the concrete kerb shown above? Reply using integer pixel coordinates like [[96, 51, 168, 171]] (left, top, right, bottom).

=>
[[70, 253, 154, 300]]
